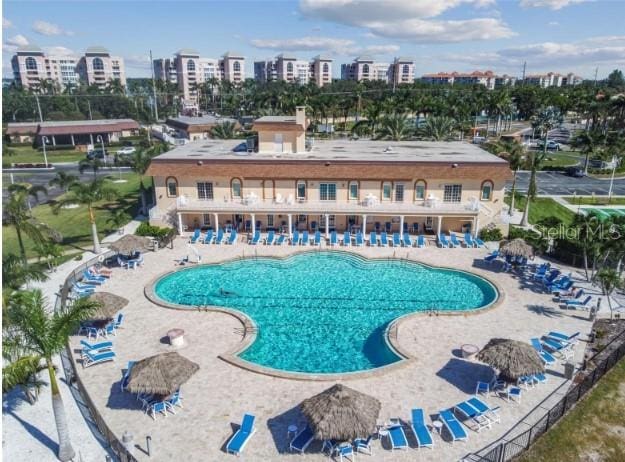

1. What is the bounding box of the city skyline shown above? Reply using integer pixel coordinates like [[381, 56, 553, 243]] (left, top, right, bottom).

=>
[[3, 0, 625, 81]]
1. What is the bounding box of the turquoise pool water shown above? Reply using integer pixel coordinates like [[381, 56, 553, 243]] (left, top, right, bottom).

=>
[[153, 252, 497, 374]]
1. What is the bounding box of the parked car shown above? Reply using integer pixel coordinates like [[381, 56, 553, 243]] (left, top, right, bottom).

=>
[[472, 136, 487, 144], [86, 148, 108, 160], [536, 140, 561, 151], [565, 166, 585, 177], [117, 146, 136, 155]]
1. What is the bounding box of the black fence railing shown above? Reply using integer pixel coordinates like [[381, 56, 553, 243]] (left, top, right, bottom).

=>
[[467, 327, 625, 462]]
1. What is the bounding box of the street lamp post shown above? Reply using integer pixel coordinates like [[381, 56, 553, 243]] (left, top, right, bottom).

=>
[[96, 135, 107, 167], [41, 135, 49, 168], [608, 155, 617, 203]]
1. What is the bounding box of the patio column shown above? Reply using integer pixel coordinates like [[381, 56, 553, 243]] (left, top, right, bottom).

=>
[[437, 216, 442, 234], [177, 212, 183, 235], [251, 213, 256, 235], [325, 214, 330, 239], [213, 213, 219, 231], [399, 215, 404, 239], [51, 135, 56, 146], [90, 134, 94, 145], [474, 214, 480, 237], [362, 214, 367, 234], [70, 134, 75, 146], [288, 214, 293, 238]]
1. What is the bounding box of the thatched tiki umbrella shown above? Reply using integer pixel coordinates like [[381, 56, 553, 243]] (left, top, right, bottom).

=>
[[110, 234, 150, 255], [477, 338, 545, 382], [499, 238, 534, 258], [127, 352, 199, 396], [87, 292, 128, 320], [300, 384, 381, 441]]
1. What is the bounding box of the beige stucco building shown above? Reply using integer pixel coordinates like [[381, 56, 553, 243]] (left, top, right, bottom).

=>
[[254, 54, 332, 86]]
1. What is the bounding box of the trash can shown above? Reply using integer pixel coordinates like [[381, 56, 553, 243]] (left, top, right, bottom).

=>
[[564, 362, 575, 380]]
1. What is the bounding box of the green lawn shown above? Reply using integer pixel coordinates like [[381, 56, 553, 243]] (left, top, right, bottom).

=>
[[541, 150, 581, 169], [518, 358, 625, 462], [3, 146, 84, 166], [3, 173, 142, 258], [563, 196, 625, 206], [507, 195, 577, 225]]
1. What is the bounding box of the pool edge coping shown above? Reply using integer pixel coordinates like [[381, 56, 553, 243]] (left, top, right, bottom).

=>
[[144, 249, 504, 381]]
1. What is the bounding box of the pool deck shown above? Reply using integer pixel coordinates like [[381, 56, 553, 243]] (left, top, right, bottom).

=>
[[69, 239, 596, 461]]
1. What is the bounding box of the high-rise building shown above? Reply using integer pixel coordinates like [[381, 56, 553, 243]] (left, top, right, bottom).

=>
[[153, 58, 178, 84], [253, 54, 333, 86], [389, 57, 415, 86], [524, 72, 582, 87], [77, 46, 126, 89], [341, 56, 409, 83], [310, 55, 332, 87], [421, 71, 516, 89]]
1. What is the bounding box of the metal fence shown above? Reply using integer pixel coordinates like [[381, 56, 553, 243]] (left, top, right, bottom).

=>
[[57, 252, 138, 462], [467, 327, 625, 462]]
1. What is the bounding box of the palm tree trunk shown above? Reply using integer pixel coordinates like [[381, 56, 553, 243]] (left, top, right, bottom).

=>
[[89, 207, 101, 254], [15, 224, 28, 263], [582, 249, 589, 281], [520, 152, 536, 227], [509, 171, 517, 216], [47, 359, 75, 462]]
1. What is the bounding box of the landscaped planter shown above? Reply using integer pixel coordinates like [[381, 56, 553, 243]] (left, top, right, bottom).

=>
[[9, 163, 55, 169]]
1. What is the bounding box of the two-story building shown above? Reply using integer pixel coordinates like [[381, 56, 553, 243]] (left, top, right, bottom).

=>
[[147, 108, 511, 238]]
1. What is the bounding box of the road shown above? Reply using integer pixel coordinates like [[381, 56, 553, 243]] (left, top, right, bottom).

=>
[[509, 171, 625, 196]]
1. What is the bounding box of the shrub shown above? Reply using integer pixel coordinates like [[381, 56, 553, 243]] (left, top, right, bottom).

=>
[[135, 222, 172, 239], [478, 228, 503, 241]]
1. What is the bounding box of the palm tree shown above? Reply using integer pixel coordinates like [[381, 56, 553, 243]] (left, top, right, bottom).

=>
[[131, 148, 155, 215], [596, 268, 622, 320], [5, 184, 48, 262], [571, 129, 604, 175], [2, 254, 47, 291], [573, 212, 603, 281], [78, 158, 103, 179], [488, 140, 525, 216], [48, 171, 79, 193], [377, 113, 412, 141], [521, 107, 563, 227], [33, 241, 64, 271], [4, 290, 100, 461], [107, 209, 130, 234], [421, 116, 457, 141], [211, 121, 238, 139], [54, 178, 118, 254]]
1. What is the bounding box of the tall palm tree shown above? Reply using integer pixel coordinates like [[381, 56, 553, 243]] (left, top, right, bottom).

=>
[[489, 140, 525, 216], [421, 116, 457, 141], [377, 113, 412, 141], [5, 184, 48, 262], [571, 129, 604, 175], [572, 211, 603, 281], [2, 254, 47, 291], [54, 178, 118, 254], [4, 290, 100, 461], [48, 171, 79, 193], [210, 121, 238, 139], [596, 268, 622, 320], [131, 148, 157, 216]]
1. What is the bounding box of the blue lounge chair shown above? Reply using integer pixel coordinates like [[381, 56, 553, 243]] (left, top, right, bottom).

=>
[[214, 229, 225, 244], [73, 282, 95, 294], [355, 233, 364, 247], [313, 231, 321, 246], [343, 231, 351, 247], [393, 233, 401, 247], [83, 350, 116, 368], [410, 409, 433, 449], [474, 237, 485, 247], [542, 337, 573, 358], [226, 414, 256, 456], [226, 230, 238, 245], [484, 251, 499, 263], [120, 360, 135, 391], [83, 270, 106, 283], [532, 373, 548, 385], [453, 402, 491, 432], [547, 331, 579, 345], [147, 400, 174, 420], [80, 340, 113, 356], [275, 234, 286, 246], [353, 436, 373, 455], [291, 230, 300, 246], [438, 233, 450, 248], [369, 232, 377, 247], [189, 229, 201, 243], [289, 425, 314, 453], [417, 235, 426, 248], [558, 288, 584, 302], [380, 232, 389, 247], [506, 387, 522, 403], [550, 279, 573, 294], [301, 231, 309, 246], [565, 295, 592, 309], [202, 230, 214, 244], [541, 270, 561, 285], [113, 313, 124, 329], [387, 424, 408, 450], [438, 409, 468, 442], [265, 230, 275, 245], [466, 397, 501, 424], [249, 230, 261, 245], [167, 390, 183, 408], [450, 232, 462, 248], [464, 233, 477, 248], [402, 233, 412, 247], [531, 338, 556, 365], [330, 231, 338, 247]]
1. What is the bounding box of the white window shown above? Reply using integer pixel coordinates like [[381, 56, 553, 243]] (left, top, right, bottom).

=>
[[319, 183, 337, 201], [382, 182, 392, 201], [233, 61, 241, 72], [320, 214, 336, 227], [202, 214, 211, 226], [395, 184, 405, 202], [481, 181, 493, 201], [296, 181, 306, 200], [415, 181, 426, 200], [197, 182, 213, 200], [167, 178, 178, 197], [231, 179, 242, 198], [349, 181, 358, 200], [444, 184, 462, 203], [267, 215, 274, 227]]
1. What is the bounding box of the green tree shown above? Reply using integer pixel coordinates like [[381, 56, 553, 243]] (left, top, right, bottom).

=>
[[33, 241, 64, 271], [53, 178, 118, 254], [377, 113, 412, 141], [107, 209, 131, 233], [2, 254, 47, 291], [573, 212, 603, 281], [78, 158, 103, 179], [571, 130, 604, 175], [596, 268, 622, 320], [606, 69, 625, 89], [5, 183, 48, 262], [489, 140, 526, 216], [421, 116, 457, 141], [210, 121, 238, 139], [48, 171, 79, 193], [4, 290, 100, 461]]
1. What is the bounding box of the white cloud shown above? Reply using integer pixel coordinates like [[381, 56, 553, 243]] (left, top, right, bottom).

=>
[[250, 36, 399, 57], [3, 17, 13, 28], [43, 46, 76, 57], [519, 0, 591, 10], [124, 54, 151, 69], [299, 0, 512, 43], [32, 20, 73, 36], [548, 21, 560, 26], [5, 34, 29, 47]]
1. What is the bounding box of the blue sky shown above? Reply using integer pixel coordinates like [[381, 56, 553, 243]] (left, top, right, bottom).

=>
[[3, 0, 625, 79]]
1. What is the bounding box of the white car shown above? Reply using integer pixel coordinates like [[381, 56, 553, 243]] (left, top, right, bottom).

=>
[[117, 146, 136, 155]]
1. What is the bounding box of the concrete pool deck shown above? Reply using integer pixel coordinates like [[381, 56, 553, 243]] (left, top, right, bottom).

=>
[[69, 239, 597, 461]]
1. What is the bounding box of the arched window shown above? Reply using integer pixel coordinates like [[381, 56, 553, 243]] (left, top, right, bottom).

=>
[[166, 177, 178, 197], [362, 64, 370, 75], [403, 64, 410, 74], [187, 60, 196, 72], [348, 181, 359, 200], [233, 61, 241, 72], [323, 63, 329, 73], [481, 180, 494, 201], [25, 57, 38, 70], [287, 62, 293, 73], [415, 180, 427, 201], [231, 178, 242, 198], [92, 57, 104, 71]]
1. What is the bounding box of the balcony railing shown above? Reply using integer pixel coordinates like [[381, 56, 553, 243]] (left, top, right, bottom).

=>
[[174, 194, 482, 216]]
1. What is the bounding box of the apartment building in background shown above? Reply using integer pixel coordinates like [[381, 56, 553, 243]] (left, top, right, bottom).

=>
[[12, 45, 125, 90], [341, 56, 391, 82], [523, 72, 583, 87], [421, 71, 516, 89], [153, 50, 245, 102], [388, 57, 415, 86], [254, 54, 332, 86]]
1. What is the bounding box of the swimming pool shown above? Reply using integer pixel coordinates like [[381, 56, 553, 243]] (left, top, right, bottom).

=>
[[152, 252, 498, 375]]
